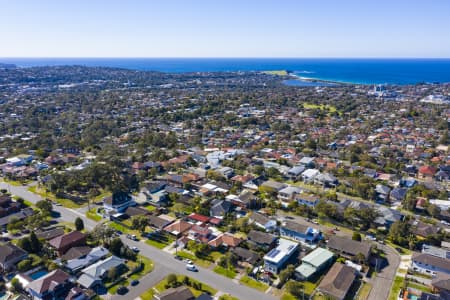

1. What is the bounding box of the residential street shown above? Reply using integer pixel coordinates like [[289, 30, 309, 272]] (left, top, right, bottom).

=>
[[1, 182, 276, 300]]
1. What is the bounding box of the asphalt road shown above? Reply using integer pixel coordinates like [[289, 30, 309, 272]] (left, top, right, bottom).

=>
[[367, 243, 400, 300], [1, 182, 276, 300]]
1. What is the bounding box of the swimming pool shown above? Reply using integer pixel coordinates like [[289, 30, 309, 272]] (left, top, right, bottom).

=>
[[29, 270, 48, 280]]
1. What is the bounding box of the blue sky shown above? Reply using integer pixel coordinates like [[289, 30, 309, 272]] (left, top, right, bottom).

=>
[[1, 0, 449, 58]]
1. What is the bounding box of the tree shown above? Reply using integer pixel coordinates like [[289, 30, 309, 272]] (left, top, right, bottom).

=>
[[17, 259, 32, 272], [279, 264, 295, 285], [352, 232, 362, 241], [36, 200, 53, 213], [18, 236, 32, 253], [107, 267, 118, 281], [285, 280, 304, 298], [10, 278, 22, 293], [91, 224, 116, 245], [75, 217, 84, 231], [167, 274, 177, 288], [109, 238, 124, 256], [29, 231, 41, 254], [131, 215, 148, 233]]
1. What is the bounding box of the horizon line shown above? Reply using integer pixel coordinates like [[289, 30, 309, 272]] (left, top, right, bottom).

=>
[[2, 56, 450, 60]]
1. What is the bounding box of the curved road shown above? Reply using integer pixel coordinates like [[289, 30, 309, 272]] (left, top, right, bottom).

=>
[[0, 181, 276, 300]]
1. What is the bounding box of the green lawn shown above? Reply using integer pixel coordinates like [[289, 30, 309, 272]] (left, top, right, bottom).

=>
[[219, 294, 239, 300], [107, 279, 129, 294], [388, 276, 405, 300], [143, 204, 157, 212], [27, 186, 83, 208], [386, 241, 412, 255], [141, 275, 217, 300], [145, 239, 168, 249], [407, 282, 432, 293], [281, 293, 296, 300], [239, 276, 269, 292], [129, 256, 154, 280], [303, 103, 338, 113], [176, 250, 212, 268], [213, 266, 237, 279], [356, 282, 372, 300], [86, 209, 102, 221]]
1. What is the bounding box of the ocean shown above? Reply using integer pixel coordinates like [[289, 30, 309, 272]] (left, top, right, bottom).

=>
[[1, 58, 450, 85]]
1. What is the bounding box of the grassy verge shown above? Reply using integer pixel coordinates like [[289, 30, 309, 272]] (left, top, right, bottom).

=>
[[141, 275, 217, 300], [239, 275, 269, 292], [108, 279, 129, 294], [176, 250, 211, 268], [86, 209, 102, 221], [146, 239, 169, 249], [219, 294, 239, 300], [28, 186, 83, 208], [386, 241, 412, 255], [281, 293, 297, 300], [388, 276, 405, 300], [356, 282, 372, 300], [213, 266, 237, 279], [129, 255, 154, 280], [407, 282, 432, 293]]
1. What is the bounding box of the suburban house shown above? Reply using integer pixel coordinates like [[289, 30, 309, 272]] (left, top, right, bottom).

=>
[[277, 186, 303, 206], [374, 205, 405, 228], [208, 233, 242, 249], [163, 220, 193, 237], [418, 165, 437, 181], [295, 194, 320, 207], [137, 181, 168, 206], [263, 238, 299, 274], [317, 263, 357, 300], [327, 236, 372, 261], [295, 248, 335, 280], [314, 173, 338, 187], [27, 269, 71, 300], [49, 231, 86, 256], [375, 184, 391, 202], [232, 247, 260, 266], [77, 256, 126, 289], [249, 212, 277, 232], [36, 227, 65, 241], [422, 244, 450, 259], [64, 247, 110, 273], [0, 243, 28, 271], [411, 253, 450, 276], [431, 273, 450, 298], [247, 230, 278, 251], [154, 286, 194, 300], [390, 187, 408, 203], [280, 221, 321, 245], [103, 191, 135, 212], [260, 180, 287, 192], [148, 214, 174, 231], [209, 199, 232, 217], [301, 169, 320, 183], [286, 165, 305, 180]]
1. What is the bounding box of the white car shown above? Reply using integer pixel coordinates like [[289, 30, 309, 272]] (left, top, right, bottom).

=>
[[183, 259, 193, 264], [186, 263, 198, 272], [131, 246, 140, 252]]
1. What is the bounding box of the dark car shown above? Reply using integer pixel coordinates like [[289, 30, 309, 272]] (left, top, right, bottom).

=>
[[130, 280, 139, 286], [117, 286, 128, 295], [174, 255, 183, 261]]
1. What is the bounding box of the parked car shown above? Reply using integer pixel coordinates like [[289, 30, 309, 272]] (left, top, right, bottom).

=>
[[186, 263, 198, 272], [174, 255, 183, 261], [117, 286, 128, 295], [183, 259, 193, 264], [130, 280, 139, 286], [131, 246, 140, 253]]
